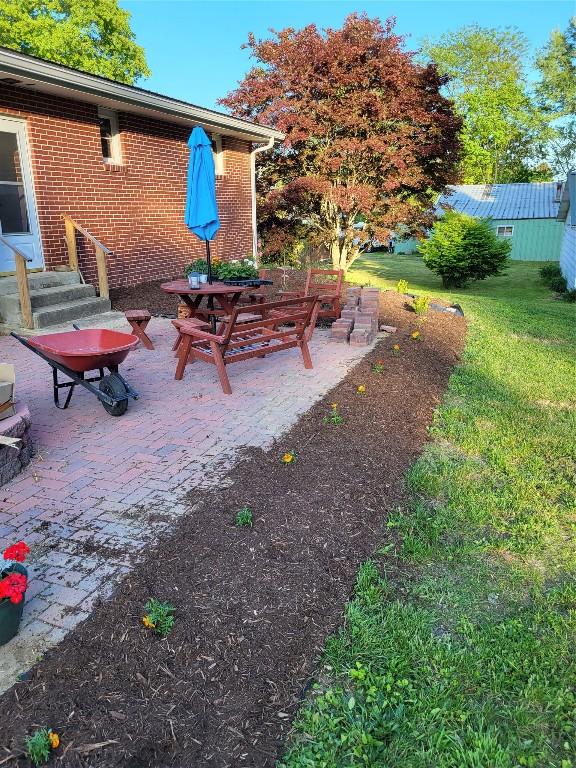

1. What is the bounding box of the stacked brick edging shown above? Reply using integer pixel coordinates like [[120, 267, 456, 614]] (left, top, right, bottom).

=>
[[330, 286, 381, 346], [0, 404, 33, 487]]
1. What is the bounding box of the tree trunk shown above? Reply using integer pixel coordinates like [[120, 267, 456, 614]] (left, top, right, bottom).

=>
[[331, 240, 361, 272], [330, 240, 343, 270]]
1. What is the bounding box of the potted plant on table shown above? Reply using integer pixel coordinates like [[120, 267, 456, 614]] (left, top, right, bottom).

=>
[[0, 540, 29, 646], [217, 258, 259, 284]]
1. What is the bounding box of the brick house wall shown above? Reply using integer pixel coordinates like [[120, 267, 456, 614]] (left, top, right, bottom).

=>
[[0, 82, 253, 288]]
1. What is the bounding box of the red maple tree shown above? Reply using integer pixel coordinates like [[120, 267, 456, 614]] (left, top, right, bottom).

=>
[[221, 14, 462, 269]]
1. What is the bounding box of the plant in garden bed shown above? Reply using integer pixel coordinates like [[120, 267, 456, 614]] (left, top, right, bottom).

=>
[[356, 384, 366, 395], [235, 505, 253, 527], [323, 403, 343, 425], [142, 599, 175, 637], [392, 344, 401, 356], [396, 279, 409, 294], [0, 541, 30, 646], [411, 295, 430, 317], [281, 450, 297, 465], [372, 360, 385, 374], [216, 259, 259, 281], [25, 729, 59, 766], [411, 330, 421, 341]]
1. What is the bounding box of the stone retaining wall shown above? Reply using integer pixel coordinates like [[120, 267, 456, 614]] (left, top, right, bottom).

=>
[[0, 404, 33, 487]]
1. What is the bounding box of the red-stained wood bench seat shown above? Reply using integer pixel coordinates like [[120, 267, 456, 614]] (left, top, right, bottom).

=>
[[174, 295, 320, 394]]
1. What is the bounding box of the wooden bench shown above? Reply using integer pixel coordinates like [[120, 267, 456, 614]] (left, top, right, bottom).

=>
[[174, 295, 320, 394], [171, 317, 211, 352], [125, 309, 154, 350]]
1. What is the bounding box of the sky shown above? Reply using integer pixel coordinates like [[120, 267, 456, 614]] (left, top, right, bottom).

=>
[[122, 0, 575, 111]]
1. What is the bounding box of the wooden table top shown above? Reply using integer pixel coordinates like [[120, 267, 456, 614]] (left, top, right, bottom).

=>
[[160, 280, 250, 296]]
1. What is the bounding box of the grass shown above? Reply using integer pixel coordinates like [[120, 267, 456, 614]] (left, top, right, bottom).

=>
[[279, 255, 576, 768]]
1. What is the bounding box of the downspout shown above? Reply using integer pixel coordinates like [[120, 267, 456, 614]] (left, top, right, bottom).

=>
[[250, 137, 275, 265]]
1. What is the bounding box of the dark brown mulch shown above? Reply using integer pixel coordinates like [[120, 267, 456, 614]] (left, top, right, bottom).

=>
[[0, 292, 465, 767], [109, 269, 309, 316]]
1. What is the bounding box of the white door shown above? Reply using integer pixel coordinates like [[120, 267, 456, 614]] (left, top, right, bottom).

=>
[[0, 117, 43, 273]]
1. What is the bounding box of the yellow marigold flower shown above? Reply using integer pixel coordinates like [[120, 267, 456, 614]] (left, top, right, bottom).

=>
[[49, 732, 60, 749], [357, 385, 366, 393], [142, 615, 156, 629], [331, 403, 338, 409], [411, 331, 420, 339], [282, 452, 295, 463], [393, 344, 400, 351]]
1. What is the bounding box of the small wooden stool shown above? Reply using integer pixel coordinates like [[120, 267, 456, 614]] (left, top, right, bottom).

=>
[[125, 310, 154, 350]]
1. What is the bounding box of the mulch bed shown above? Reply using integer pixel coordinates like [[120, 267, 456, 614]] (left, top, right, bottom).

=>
[[109, 269, 308, 316], [0, 291, 465, 767]]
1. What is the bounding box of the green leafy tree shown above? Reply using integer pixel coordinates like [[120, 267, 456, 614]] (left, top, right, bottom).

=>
[[418, 211, 511, 288], [547, 120, 576, 177], [0, 0, 150, 84], [535, 19, 576, 180], [535, 18, 576, 116], [422, 25, 549, 184]]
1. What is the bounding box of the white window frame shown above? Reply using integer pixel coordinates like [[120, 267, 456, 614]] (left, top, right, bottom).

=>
[[211, 133, 224, 176], [496, 225, 514, 238], [98, 107, 122, 164]]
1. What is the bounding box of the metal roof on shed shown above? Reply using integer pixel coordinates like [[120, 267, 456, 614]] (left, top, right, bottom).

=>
[[436, 183, 560, 220]]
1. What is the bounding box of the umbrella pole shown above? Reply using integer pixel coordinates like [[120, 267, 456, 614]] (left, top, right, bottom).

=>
[[206, 240, 213, 284], [205, 240, 216, 333]]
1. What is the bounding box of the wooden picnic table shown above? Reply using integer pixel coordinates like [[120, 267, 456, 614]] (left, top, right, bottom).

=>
[[160, 280, 252, 325]]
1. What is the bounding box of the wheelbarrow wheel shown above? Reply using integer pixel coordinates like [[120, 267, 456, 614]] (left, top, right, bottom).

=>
[[99, 374, 129, 416]]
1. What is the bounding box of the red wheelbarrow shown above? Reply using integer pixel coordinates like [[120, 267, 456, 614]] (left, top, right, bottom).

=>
[[12, 327, 140, 416]]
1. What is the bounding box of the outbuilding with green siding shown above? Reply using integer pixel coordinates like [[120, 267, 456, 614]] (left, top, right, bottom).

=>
[[431, 182, 564, 261]]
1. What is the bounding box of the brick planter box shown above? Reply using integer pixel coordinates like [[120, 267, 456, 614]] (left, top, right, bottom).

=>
[[0, 404, 33, 487]]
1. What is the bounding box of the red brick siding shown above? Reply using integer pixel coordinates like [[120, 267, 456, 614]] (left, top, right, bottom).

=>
[[0, 82, 253, 288]]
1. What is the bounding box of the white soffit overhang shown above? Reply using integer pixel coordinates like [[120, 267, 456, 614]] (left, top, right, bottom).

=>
[[0, 47, 284, 144]]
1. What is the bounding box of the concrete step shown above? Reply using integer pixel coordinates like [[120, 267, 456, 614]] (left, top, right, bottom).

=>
[[17, 311, 129, 335], [0, 284, 96, 324], [0, 270, 81, 297], [32, 297, 112, 329]]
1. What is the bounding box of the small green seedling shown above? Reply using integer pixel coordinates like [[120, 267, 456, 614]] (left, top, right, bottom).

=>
[[324, 404, 343, 425], [235, 505, 253, 527], [143, 598, 175, 637], [25, 729, 52, 766], [396, 279, 409, 294]]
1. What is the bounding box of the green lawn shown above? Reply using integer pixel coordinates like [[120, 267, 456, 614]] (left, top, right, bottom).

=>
[[280, 255, 576, 768]]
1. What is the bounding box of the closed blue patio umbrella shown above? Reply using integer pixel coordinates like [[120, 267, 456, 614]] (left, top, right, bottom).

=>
[[184, 126, 220, 284]]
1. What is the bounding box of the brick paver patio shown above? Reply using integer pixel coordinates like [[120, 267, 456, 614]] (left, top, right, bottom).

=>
[[0, 319, 373, 692]]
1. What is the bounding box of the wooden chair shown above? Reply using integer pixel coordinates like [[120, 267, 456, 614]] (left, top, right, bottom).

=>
[[174, 295, 320, 394], [280, 268, 344, 319], [125, 310, 154, 350]]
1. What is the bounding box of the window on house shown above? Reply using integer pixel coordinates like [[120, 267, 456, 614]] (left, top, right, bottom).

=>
[[496, 225, 514, 238], [98, 108, 122, 164], [211, 134, 224, 175]]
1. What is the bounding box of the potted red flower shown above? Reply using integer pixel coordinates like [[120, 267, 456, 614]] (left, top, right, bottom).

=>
[[0, 541, 29, 646]]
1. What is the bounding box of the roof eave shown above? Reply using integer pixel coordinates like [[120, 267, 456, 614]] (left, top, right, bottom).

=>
[[557, 172, 576, 224], [0, 47, 284, 144]]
